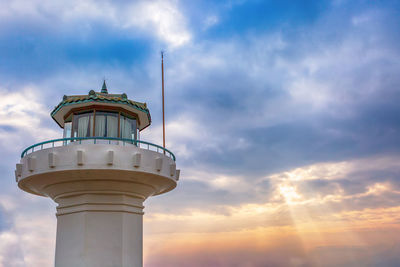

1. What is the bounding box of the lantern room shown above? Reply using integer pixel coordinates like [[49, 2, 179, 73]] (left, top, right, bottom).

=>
[[51, 81, 151, 140]]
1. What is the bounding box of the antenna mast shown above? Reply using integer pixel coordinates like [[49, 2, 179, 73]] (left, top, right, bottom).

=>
[[161, 51, 166, 152]]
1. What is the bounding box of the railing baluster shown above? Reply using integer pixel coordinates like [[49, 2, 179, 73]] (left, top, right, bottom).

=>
[[21, 137, 176, 161]]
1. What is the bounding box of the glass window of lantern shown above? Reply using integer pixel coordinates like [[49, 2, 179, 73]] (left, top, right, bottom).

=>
[[63, 114, 72, 138], [72, 111, 94, 137], [63, 122, 72, 138], [95, 111, 118, 138], [120, 114, 137, 140]]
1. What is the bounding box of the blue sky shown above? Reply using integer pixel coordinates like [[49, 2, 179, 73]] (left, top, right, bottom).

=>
[[1, 0, 400, 266]]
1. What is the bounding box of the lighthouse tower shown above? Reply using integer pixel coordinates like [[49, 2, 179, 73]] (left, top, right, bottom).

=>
[[15, 82, 180, 267]]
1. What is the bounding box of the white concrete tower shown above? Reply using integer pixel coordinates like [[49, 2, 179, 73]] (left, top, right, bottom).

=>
[[15, 81, 180, 267]]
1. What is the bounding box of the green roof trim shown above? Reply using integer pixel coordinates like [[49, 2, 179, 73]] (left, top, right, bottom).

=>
[[51, 92, 151, 123]]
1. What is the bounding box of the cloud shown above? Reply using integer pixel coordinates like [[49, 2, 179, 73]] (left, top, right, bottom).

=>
[[0, 192, 56, 267], [126, 1, 191, 48], [143, 154, 400, 266], [0, 0, 191, 48], [0, 231, 25, 267], [146, 154, 400, 233], [145, 5, 400, 179], [202, 15, 219, 30], [0, 86, 59, 160]]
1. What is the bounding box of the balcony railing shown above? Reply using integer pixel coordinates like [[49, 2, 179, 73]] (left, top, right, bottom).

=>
[[21, 137, 176, 161]]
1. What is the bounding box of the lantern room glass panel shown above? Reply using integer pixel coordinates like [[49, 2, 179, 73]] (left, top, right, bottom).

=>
[[63, 122, 72, 138], [95, 111, 118, 138], [120, 115, 137, 140], [72, 112, 94, 137]]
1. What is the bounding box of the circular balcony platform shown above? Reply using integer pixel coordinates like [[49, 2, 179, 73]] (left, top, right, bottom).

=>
[[15, 138, 180, 201]]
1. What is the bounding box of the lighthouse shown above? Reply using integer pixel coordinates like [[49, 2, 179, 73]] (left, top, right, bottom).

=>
[[14, 81, 180, 267]]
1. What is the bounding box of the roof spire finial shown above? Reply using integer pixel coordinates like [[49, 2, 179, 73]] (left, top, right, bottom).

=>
[[101, 79, 108, 94]]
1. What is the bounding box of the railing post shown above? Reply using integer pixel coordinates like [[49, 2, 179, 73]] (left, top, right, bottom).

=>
[[21, 137, 176, 161]]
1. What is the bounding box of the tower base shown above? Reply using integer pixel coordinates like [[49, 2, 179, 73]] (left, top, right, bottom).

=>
[[54, 193, 144, 267]]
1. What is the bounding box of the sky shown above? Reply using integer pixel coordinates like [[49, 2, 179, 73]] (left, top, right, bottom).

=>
[[1, 0, 400, 266]]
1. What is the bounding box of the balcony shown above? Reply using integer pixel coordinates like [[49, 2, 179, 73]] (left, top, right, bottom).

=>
[[21, 137, 175, 161], [16, 137, 179, 199]]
